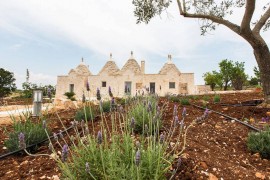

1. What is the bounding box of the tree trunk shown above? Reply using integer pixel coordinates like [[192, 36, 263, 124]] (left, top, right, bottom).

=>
[[253, 45, 270, 103]]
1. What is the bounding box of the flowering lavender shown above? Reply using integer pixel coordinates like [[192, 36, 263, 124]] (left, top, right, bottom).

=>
[[182, 107, 187, 118], [111, 97, 116, 111], [86, 81, 90, 91], [177, 157, 182, 168], [97, 131, 102, 144], [108, 86, 113, 97], [174, 116, 179, 127], [62, 144, 68, 162], [173, 104, 178, 116], [18, 132, 26, 149], [147, 101, 152, 112], [179, 120, 184, 130], [160, 133, 165, 144], [96, 88, 101, 101], [42, 120, 46, 129], [135, 150, 141, 166], [130, 117, 135, 129], [203, 108, 209, 119], [85, 162, 90, 173], [82, 93, 86, 103]]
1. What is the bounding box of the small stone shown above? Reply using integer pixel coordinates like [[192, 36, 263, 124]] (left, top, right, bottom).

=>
[[52, 175, 60, 180], [20, 160, 29, 166], [2, 146, 7, 150], [266, 112, 270, 116], [255, 172, 265, 179], [40, 175, 46, 179], [213, 168, 217, 172], [253, 153, 260, 158], [5, 171, 12, 174], [231, 120, 235, 123], [215, 125, 222, 129], [199, 161, 208, 169], [209, 173, 218, 180]]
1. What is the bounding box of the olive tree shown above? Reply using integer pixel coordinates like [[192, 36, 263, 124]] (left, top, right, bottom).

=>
[[132, 0, 270, 103], [0, 68, 16, 99]]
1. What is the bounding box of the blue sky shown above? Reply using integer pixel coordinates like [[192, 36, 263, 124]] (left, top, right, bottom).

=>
[[0, 0, 269, 89]]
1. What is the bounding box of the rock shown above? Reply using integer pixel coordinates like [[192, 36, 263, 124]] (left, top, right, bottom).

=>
[[222, 108, 228, 111], [209, 173, 218, 180], [20, 160, 29, 166], [213, 168, 217, 172], [252, 153, 261, 158], [199, 161, 208, 169], [231, 120, 235, 123], [2, 146, 7, 150], [266, 112, 270, 116], [255, 172, 265, 179], [215, 125, 222, 129], [40, 175, 46, 179], [52, 175, 60, 180]]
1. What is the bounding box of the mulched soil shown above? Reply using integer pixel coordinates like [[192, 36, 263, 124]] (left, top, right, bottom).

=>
[[0, 92, 270, 180]]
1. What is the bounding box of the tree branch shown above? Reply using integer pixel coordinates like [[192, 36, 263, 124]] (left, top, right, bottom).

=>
[[181, 12, 241, 35], [253, 6, 270, 34], [240, 0, 255, 33], [176, 0, 183, 15]]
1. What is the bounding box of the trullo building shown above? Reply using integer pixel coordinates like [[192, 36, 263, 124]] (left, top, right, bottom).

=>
[[55, 52, 196, 100]]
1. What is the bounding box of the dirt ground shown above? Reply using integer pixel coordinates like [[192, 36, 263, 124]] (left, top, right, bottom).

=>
[[0, 92, 269, 180]]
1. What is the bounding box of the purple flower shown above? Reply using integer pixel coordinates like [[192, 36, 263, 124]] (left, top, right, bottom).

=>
[[147, 101, 152, 112], [130, 117, 135, 129], [173, 104, 178, 116], [82, 93, 86, 103], [96, 88, 101, 101], [177, 157, 182, 167], [174, 116, 179, 127], [203, 108, 209, 119], [18, 132, 26, 149], [160, 133, 165, 144], [85, 162, 90, 173], [109, 86, 113, 97], [135, 150, 141, 166], [182, 107, 186, 118], [262, 117, 266, 122], [62, 144, 68, 162], [86, 81, 90, 91], [97, 131, 102, 144]]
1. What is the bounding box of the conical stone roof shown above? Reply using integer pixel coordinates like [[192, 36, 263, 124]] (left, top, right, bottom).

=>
[[98, 61, 120, 75], [159, 55, 181, 75]]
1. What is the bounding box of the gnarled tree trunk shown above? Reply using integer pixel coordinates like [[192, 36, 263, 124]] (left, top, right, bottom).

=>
[[253, 45, 270, 103]]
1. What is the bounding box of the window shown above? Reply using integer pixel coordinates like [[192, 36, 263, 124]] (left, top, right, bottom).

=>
[[102, 81, 106, 87], [169, 82, 175, 89], [69, 84, 74, 93]]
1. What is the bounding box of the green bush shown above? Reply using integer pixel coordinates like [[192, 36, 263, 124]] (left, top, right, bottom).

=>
[[75, 106, 95, 121], [247, 127, 270, 159], [64, 92, 76, 101], [128, 97, 163, 134], [101, 100, 111, 113], [180, 98, 190, 105], [203, 95, 210, 101], [168, 96, 180, 103], [59, 132, 172, 179], [213, 94, 221, 103], [4, 118, 51, 152]]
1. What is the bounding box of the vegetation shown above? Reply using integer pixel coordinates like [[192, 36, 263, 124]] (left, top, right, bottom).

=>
[[132, 0, 270, 103], [247, 127, 270, 159], [4, 116, 51, 152], [0, 68, 16, 98], [64, 92, 76, 101], [203, 71, 222, 91], [213, 94, 221, 103], [75, 106, 95, 121], [180, 98, 190, 105]]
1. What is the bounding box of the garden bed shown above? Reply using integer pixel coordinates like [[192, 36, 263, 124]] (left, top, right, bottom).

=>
[[0, 92, 269, 179]]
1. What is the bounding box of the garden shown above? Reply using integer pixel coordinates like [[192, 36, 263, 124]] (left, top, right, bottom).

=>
[[0, 90, 269, 180]]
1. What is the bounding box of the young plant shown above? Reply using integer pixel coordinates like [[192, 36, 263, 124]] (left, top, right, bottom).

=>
[[4, 117, 51, 152], [75, 106, 96, 121], [213, 94, 221, 103], [180, 98, 190, 105], [64, 92, 76, 101], [247, 127, 270, 159]]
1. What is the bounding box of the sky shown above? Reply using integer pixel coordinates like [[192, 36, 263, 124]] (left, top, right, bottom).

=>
[[0, 0, 269, 89]]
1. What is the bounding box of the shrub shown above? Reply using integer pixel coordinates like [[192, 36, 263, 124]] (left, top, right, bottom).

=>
[[247, 127, 270, 159], [75, 106, 95, 121], [213, 94, 221, 103], [203, 95, 210, 101], [127, 96, 163, 134], [4, 118, 51, 152], [64, 92, 76, 101], [168, 96, 180, 103], [180, 98, 190, 105], [101, 100, 111, 113]]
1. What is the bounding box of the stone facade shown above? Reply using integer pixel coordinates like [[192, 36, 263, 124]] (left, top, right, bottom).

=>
[[56, 53, 196, 100]]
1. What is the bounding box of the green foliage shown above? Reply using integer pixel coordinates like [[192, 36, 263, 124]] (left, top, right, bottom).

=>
[[4, 117, 50, 152], [254, 66, 261, 82], [219, 59, 234, 90], [0, 68, 16, 98], [101, 100, 111, 113], [203, 71, 222, 91], [60, 133, 171, 179], [128, 96, 162, 134], [249, 77, 259, 86], [203, 95, 210, 101], [213, 94, 221, 103], [168, 95, 180, 103], [75, 106, 95, 121], [22, 82, 38, 98], [64, 92, 76, 101], [230, 61, 248, 90], [247, 127, 270, 159], [180, 98, 190, 105]]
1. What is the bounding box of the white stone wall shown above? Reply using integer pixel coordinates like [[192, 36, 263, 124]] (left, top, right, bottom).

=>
[[56, 59, 196, 100]]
